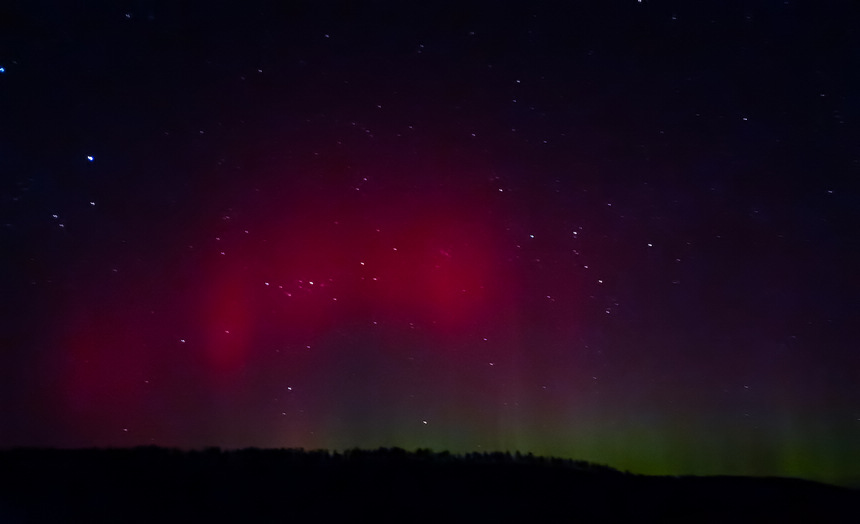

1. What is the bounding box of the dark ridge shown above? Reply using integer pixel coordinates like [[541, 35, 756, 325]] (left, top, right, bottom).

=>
[[0, 447, 856, 523]]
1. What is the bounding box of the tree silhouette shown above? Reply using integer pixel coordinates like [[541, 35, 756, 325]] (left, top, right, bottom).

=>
[[0, 447, 855, 523]]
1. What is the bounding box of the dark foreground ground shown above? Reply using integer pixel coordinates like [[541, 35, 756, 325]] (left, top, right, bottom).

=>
[[0, 447, 856, 523]]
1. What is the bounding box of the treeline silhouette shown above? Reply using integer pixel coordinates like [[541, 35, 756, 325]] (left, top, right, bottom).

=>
[[0, 446, 856, 523]]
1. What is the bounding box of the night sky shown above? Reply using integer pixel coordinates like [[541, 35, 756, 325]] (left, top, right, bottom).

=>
[[2, 1, 859, 486]]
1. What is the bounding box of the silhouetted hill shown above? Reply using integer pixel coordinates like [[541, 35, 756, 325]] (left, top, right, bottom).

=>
[[0, 447, 856, 523]]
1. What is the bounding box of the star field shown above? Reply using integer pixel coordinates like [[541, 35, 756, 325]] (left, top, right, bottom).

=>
[[1, 1, 858, 487]]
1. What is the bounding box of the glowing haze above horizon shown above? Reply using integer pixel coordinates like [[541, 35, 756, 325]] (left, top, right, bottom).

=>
[[1, 1, 858, 487]]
